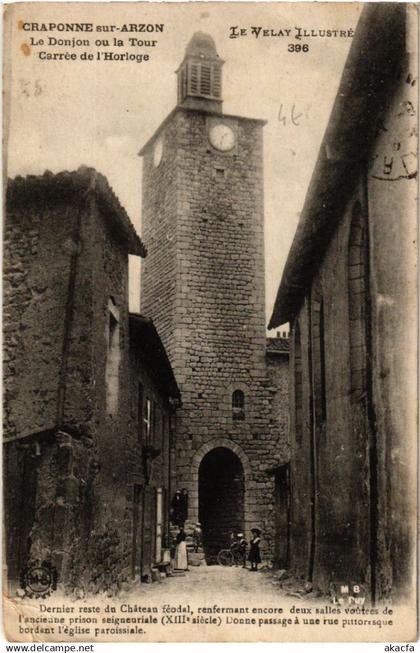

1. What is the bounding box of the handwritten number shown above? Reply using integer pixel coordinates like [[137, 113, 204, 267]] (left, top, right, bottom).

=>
[[278, 104, 304, 127], [19, 78, 43, 98], [19, 79, 30, 97], [34, 80, 43, 97], [278, 104, 287, 126], [291, 105, 303, 126]]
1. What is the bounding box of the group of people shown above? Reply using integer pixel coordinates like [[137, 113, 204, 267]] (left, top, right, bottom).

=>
[[170, 488, 189, 527], [230, 528, 262, 571], [170, 487, 262, 572]]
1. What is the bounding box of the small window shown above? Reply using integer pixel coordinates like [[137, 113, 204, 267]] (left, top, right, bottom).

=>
[[232, 390, 245, 421], [144, 398, 151, 443], [137, 382, 144, 443], [106, 298, 120, 415]]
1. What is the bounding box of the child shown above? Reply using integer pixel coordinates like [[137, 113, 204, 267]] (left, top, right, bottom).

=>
[[192, 523, 202, 552], [248, 527, 262, 571], [236, 532, 248, 568]]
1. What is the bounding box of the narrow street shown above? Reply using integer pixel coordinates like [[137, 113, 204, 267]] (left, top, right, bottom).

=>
[[129, 564, 287, 602]]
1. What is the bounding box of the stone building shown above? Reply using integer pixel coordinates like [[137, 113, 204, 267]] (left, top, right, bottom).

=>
[[269, 4, 417, 601], [4, 168, 180, 592], [139, 33, 289, 562]]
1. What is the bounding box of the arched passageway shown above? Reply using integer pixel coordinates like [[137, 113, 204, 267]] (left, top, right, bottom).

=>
[[199, 447, 245, 563]]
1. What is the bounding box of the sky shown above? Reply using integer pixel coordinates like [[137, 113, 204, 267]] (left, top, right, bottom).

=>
[[5, 2, 361, 327]]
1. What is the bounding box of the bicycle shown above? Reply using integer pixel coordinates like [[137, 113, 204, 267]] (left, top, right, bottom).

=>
[[217, 543, 246, 567]]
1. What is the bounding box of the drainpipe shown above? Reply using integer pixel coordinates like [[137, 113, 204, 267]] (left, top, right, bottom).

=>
[[56, 175, 95, 431]]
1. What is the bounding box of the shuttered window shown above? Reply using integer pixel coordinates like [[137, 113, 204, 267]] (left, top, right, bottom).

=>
[[213, 66, 222, 97], [188, 62, 200, 94], [200, 63, 212, 95], [185, 61, 222, 100]]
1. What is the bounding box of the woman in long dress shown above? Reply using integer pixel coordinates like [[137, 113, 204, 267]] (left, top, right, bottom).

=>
[[174, 526, 188, 570], [248, 528, 262, 571]]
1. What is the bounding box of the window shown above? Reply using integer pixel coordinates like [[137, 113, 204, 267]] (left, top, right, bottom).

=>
[[189, 62, 199, 94], [144, 398, 151, 443], [212, 66, 222, 97], [105, 298, 120, 415], [232, 390, 245, 421], [158, 410, 164, 452], [186, 61, 222, 100], [200, 63, 212, 95], [152, 401, 156, 445], [137, 383, 144, 443]]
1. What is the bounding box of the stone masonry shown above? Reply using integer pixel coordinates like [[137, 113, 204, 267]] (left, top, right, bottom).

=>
[[4, 168, 180, 593], [140, 34, 289, 560]]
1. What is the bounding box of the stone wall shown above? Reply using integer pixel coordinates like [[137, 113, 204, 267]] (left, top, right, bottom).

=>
[[4, 197, 77, 440], [140, 108, 290, 558], [4, 180, 136, 593], [140, 115, 179, 362], [4, 174, 179, 593]]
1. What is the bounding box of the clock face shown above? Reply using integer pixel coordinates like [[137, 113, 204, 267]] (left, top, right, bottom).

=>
[[209, 124, 236, 152], [153, 137, 164, 167]]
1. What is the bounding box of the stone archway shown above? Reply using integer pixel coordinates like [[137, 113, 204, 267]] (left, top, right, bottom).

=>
[[189, 439, 254, 561], [199, 447, 244, 562]]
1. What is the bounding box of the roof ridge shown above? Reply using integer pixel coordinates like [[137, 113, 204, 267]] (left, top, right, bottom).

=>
[[7, 167, 147, 258]]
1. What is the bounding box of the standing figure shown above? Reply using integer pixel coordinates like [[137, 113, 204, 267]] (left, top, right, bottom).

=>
[[171, 490, 184, 526], [248, 527, 262, 571], [174, 526, 189, 571], [179, 488, 189, 524], [236, 532, 248, 568], [192, 523, 202, 552]]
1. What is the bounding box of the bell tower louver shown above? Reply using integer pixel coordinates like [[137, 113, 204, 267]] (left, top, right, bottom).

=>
[[176, 32, 224, 113]]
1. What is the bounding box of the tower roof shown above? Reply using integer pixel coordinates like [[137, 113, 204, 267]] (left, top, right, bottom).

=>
[[176, 31, 224, 111], [184, 32, 221, 62]]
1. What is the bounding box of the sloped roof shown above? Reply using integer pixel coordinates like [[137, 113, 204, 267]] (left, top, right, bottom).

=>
[[185, 32, 221, 61], [129, 313, 181, 401], [269, 3, 406, 328], [266, 337, 290, 356], [6, 166, 146, 257]]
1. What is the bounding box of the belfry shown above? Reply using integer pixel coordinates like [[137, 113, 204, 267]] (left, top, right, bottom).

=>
[[139, 32, 289, 562]]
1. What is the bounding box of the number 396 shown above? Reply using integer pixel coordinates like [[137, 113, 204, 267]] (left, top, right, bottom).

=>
[[288, 43, 309, 52]]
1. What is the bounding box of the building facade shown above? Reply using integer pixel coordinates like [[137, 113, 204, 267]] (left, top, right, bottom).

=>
[[4, 168, 180, 593], [139, 33, 289, 561], [269, 4, 417, 601]]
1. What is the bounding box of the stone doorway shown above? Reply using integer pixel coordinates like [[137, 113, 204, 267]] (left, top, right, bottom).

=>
[[199, 447, 245, 563]]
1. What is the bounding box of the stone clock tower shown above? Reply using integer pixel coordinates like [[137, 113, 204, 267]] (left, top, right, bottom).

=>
[[139, 33, 288, 561]]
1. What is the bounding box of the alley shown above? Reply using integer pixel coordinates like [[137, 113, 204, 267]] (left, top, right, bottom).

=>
[[130, 565, 287, 602]]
